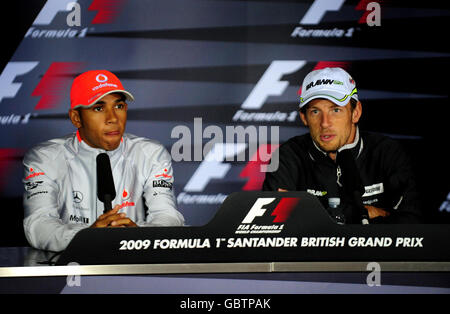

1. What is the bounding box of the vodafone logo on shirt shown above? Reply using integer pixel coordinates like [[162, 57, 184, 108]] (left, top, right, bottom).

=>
[[118, 188, 135, 209], [25, 167, 45, 180], [122, 188, 131, 200]]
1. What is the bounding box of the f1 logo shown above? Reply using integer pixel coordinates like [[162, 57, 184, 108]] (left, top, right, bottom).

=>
[[32, 0, 126, 26], [300, 0, 346, 25], [241, 60, 306, 109], [33, 0, 79, 25], [0, 62, 38, 103], [183, 143, 247, 192], [241, 197, 300, 224], [300, 0, 381, 26]]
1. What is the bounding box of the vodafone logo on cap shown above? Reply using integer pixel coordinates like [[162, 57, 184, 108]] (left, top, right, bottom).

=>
[[91, 74, 118, 91], [95, 74, 108, 83]]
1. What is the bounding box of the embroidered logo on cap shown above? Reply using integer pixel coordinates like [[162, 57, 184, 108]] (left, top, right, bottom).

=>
[[96, 74, 108, 83]]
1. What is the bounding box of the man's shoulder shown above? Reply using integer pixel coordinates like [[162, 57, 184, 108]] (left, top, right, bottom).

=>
[[361, 131, 403, 150], [279, 133, 311, 152], [24, 134, 74, 164], [361, 131, 410, 162], [123, 133, 170, 159]]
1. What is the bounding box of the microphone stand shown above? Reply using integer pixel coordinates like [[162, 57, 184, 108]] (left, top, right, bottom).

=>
[[103, 194, 113, 214], [353, 191, 369, 225], [336, 149, 369, 225]]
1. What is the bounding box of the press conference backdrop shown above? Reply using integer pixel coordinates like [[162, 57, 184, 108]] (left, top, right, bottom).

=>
[[1, 0, 449, 246]]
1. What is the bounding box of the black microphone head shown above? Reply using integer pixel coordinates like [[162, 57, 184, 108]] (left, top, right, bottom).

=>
[[96, 153, 116, 203]]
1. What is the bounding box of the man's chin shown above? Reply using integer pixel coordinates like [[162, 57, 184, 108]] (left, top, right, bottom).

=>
[[102, 140, 121, 151], [317, 142, 339, 153]]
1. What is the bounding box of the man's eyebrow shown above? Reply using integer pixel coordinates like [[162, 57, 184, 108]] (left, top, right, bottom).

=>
[[308, 103, 339, 110], [93, 96, 126, 106]]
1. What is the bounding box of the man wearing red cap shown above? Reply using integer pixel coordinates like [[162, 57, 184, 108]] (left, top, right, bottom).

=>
[[23, 70, 184, 252]]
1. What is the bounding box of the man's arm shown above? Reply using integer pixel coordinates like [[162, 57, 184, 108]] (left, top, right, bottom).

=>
[[370, 140, 422, 224], [23, 158, 87, 252], [262, 144, 300, 191], [142, 145, 184, 226]]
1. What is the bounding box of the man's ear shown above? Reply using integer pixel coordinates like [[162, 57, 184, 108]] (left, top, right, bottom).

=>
[[69, 109, 82, 129], [299, 110, 308, 126], [352, 101, 362, 124]]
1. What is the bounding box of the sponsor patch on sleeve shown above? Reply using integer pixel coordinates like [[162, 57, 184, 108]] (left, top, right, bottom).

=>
[[153, 179, 173, 189]]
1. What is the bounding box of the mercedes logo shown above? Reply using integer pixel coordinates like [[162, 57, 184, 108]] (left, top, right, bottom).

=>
[[73, 191, 83, 203]]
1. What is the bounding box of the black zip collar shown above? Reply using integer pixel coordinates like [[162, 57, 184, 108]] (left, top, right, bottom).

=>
[[308, 127, 363, 163]]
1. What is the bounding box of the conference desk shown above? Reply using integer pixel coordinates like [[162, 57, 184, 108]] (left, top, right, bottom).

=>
[[1, 192, 449, 295], [0, 247, 449, 295]]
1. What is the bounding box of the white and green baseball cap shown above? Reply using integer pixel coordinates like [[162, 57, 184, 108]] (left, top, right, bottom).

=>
[[299, 67, 358, 108]]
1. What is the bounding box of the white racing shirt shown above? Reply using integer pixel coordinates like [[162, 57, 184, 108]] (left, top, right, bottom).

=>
[[23, 131, 184, 252]]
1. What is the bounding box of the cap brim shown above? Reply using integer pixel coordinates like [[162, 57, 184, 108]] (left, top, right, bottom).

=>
[[299, 88, 358, 108], [72, 90, 134, 109]]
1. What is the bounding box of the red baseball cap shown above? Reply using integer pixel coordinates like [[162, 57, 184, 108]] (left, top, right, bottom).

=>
[[70, 70, 134, 109]]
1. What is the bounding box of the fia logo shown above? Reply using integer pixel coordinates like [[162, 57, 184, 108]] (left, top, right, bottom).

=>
[[236, 197, 300, 234], [242, 197, 300, 224]]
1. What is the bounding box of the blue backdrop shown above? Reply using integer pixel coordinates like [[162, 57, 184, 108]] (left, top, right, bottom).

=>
[[1, 0, 449, 245]]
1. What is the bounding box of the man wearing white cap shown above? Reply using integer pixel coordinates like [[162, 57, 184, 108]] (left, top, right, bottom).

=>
[[23, 70, 184, 252], [263, 67, 421, 224]]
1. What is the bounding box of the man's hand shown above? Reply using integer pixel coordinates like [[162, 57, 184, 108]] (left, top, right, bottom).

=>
[[277, 188, 390, 220], [90, 205, 138, 228], [365, 205, 390, 219]]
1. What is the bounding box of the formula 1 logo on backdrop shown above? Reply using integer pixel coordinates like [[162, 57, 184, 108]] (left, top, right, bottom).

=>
[[177, 143, 281, 205], [0, 61, 38, 103], [32, 62, 85, 110], [0, 61, 84, 124], [0, 61, 38, 125], [234, 60, 351, 122], [174, 118, 280, 206], [232, 60, 305, 124], [300, 0, 347, 25], [291, 0, 382, 39], [25, 0, 128, 39], [177, 142, 246, 206]]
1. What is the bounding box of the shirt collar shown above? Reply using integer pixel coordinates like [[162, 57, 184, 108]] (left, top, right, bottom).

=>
[[309, 126, 363, 161], [74, 130, 125, 160]]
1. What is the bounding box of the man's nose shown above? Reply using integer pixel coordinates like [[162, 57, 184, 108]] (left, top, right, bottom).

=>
[[105, 108, 118, 124], [320, 112, 332, 129]]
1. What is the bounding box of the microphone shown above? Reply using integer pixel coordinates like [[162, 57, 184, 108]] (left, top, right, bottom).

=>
[[336, 149, 369, 225], [96, 153, 116, 213]]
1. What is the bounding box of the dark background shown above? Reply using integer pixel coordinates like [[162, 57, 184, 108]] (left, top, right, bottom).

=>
[[0, 0, 449, 247]]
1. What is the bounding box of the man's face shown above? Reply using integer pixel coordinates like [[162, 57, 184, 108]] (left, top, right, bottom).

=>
[[300, 98, 361, 154], [69, 93, 128, 151]]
